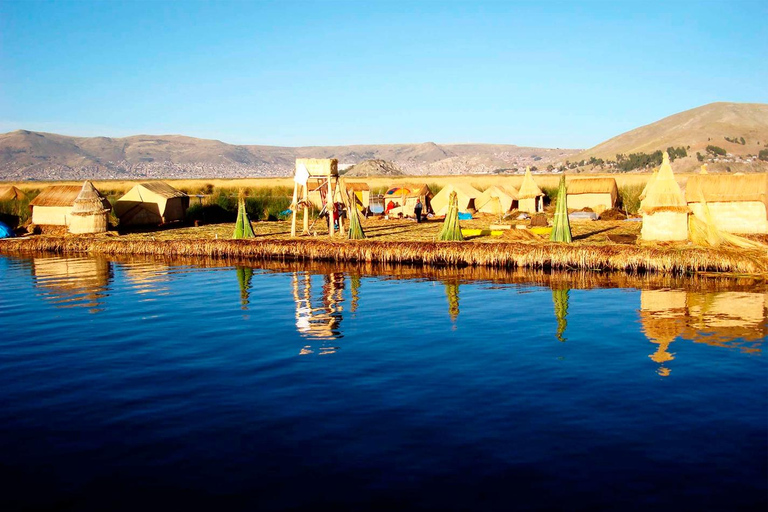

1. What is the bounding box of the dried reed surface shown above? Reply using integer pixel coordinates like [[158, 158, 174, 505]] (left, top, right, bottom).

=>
[[2, 232, 766, 275]]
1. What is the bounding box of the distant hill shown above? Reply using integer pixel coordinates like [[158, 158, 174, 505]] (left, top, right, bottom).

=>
[[0, 130, 577, 181], [343, 159, 405, 177], [575, 102, 768, 173]]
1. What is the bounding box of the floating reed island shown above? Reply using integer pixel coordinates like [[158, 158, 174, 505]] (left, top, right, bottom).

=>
[[1, 233, 767, 275]]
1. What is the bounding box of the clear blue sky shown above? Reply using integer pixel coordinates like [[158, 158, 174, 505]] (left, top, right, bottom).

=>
[[0, 0, 766, 148]]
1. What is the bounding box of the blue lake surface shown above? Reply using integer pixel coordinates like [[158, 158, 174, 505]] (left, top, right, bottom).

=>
[[0, 253, 766, 511]]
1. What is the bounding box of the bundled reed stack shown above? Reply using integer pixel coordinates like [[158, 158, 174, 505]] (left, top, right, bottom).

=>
[[518, 167, 545, 213], [232, 190, 255, 239], [437, 191, 464, 241], [639, 152, 689, 241], [68, 181, 111, 234], [550, 175, 572, 243], [346, 190, 366, 240]]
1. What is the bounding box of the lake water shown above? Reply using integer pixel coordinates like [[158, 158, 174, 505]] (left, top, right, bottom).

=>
[[0, 253, 766, 511]]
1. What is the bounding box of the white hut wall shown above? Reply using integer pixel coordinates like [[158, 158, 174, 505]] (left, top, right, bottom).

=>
[[641, 211, 688, 241], [566, 193, 616, 215], [69, 213, 108, 234], [32, 206, 72, 226]]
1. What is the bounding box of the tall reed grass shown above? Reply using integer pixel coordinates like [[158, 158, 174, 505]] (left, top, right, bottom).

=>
[[619, 184, 644, 214]]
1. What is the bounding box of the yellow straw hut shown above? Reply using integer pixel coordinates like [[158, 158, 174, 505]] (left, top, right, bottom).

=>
[[685, 174, 768, 234], [68, 181, 112, 234], [639, 152, 688, 241], [114, 182, 189, 226], [475, 185, 518, 214], [345, 182, 371, 212], [566, 178, 618, 215], [0, 185, 27, 202], [517, 167, 544, 213], [29, 185, 83, 226], [431, 183, 482, 216]]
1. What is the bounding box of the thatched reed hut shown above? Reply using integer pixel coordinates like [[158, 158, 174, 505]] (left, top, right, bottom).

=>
[[685, 174, 768, 234], [566, 178, 618, 215], [431, 183, 481, 216], [29, 185, 83, 226], [518, 168, 544, 213], [114, 182, 189, 226], [639, 153, 688, 241], [475, 185, 518, 214], [345, 182, 371, 211], [0, 185, 27, 202], [69, 181, 112, 234], [383, 183, 433, 217]]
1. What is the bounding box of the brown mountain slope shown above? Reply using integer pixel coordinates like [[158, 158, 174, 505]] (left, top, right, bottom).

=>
[[576, 102, 768, 161]]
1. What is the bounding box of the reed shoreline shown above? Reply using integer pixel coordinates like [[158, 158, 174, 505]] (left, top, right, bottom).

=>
[[1, 235, 766, 275]]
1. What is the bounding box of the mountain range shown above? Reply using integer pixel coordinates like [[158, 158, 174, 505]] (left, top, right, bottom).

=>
[[1, 102, 766, 181]]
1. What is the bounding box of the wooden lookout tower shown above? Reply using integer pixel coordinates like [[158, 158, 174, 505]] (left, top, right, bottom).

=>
[[291, 158, 345, 237]]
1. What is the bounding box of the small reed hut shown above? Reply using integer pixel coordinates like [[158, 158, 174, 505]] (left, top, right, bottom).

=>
[[685, 174, 768, 234], [292, 158, 342, 237], [639, 152, 688, 241], [475, 185, 518, 215], [383, 183, 433, 217], [431, 183, 482, 216], [566, 178, 618, 215], [29, 185, 83, 226], [69, 181, 112, 234], [0, 185, 27, 202], [114, 182, 189, 226], [345, 182, 371, 212], [518, 167, 544, 214]]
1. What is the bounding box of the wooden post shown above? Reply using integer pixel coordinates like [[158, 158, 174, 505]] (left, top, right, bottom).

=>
[[302, 184, 309, 234], [327, 177, 335, 236], [291, 182, 299, 237]]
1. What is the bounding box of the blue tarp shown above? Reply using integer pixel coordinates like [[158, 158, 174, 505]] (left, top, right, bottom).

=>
[[458, 212, 473, 220], [0, 221, 14, 238]]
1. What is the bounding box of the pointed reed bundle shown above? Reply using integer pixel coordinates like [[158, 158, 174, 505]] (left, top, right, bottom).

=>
[[437, 191, 464, 241], [232, 189, 255, 239], [550, 175, 572, 243], [346, 190, 366, 240]]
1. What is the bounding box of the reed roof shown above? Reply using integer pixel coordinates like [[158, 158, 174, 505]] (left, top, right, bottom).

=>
[[345, 182, 370, 191], [137, 181, 187, 198], [0, 185, 27, 201], [29, 185, 82, 207], [639, 169, 658, 201], [567, 178, 618, 195], [640, 153, 688, 214], [71, 181, 111, 215], [518, 167, 543, 199], [685, 175, 768, 213]]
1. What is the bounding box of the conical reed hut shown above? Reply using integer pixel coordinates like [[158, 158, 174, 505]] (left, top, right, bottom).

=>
[[68, 181, 112, 234], [437, 191, 464, 241], [232, 191, 255, 239], [639, 152, 689, 241], [518, 167, 544, 213], [550, 175, 572, 243]]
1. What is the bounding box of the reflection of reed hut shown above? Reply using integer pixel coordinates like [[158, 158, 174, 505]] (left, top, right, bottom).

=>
[[431, 183, 481, 216], [640, 289, 688, 376], [114, 182, 189, 226], [640, 152, 689, 241], [685, 174, 768, 234], [345, 182, 371, 211], [517, 167, 544, 213], [69, 181, 112, 234], [32, 256, 112, 312], [475, 185, 518, 214], [29, 185, 82, 226], [566, 178, 618, 215], [684, 291, 768, 351], [383, 183, 433, 217], [292, 272, 345, 353]]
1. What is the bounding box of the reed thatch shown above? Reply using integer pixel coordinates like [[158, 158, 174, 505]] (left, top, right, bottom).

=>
[[296, 158, 338, 177], [639, 169, 658, 201], [518, 167, 544, 199], [29, 185, 82, 207], [71, 181, 111, 215], [0, 186, 27, 201], [686, 174, 768, 213], [639, 153, 688, 214], [550, 175, 572, 243], [431, 183, 482, 216], [566, 178, 618, 196], [437, 191, 464, 241]]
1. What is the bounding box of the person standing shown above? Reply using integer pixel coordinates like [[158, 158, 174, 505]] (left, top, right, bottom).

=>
[[414, 199, 423, 223]]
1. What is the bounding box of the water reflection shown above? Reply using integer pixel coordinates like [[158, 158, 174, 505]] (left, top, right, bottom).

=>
[[291, 272, 344, 354], [236, 266, 254, 309], [552, 288, 570, 342], [444, 280, 460, 323], [31, 256, 112, 313], [639, 289, 767, 376]]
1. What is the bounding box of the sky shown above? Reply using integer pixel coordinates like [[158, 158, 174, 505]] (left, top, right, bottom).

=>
[[0, 0, 766, 149]]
